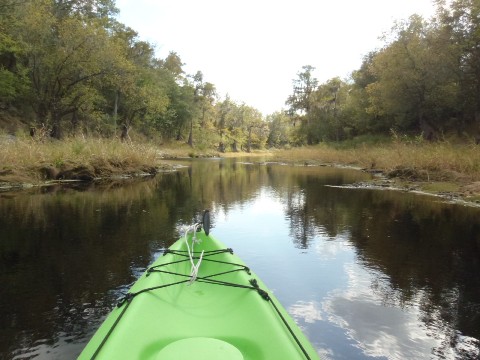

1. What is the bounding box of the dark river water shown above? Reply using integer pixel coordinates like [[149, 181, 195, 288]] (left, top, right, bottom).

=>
[[1, 158, 480, 360]]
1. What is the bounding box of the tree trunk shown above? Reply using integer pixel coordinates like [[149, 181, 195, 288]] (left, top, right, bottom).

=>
[[201, 106, 206, 128], [419, 117, 436, 141], [50, 112, 62, 139], [231, 140, 238, 152], [71, 109, 79, 134], [113, 90, 119, 134], [247, 127, 252, 153], [120, 123, 130, 142], [187, 119, 193, 147]]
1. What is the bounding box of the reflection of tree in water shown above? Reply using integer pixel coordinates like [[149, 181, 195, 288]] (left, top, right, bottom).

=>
[[284, 180, 480, 358], [285, 189, 316, 249], [2, 161, 479, 358], [284, 177, 363, 248], [0, 180, 177, 358], [354, 199, 480, 352]]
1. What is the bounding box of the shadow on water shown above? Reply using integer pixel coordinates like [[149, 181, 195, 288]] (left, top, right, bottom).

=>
[[0, 158, 479, 359]]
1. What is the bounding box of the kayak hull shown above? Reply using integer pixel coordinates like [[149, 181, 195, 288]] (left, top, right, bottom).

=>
[[79, 230, 319, 360]]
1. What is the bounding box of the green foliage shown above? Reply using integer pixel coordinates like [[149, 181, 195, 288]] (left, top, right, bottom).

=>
[[192, 127, 221, 152], [0, 0, 215, 142], [0, 67, 18, 101], [213, 99, 267, 152], [0, 4, 29, 106], [266, 112, 292, 148], [286, 65, 318, 115], [3, 0, 480, 150], [284, 0, 480, 144], [365, 15, 459, 135], [327, 134, 391, 150]]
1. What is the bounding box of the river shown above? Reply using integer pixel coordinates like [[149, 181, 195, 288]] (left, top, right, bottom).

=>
[[1, 158, 479, 359]]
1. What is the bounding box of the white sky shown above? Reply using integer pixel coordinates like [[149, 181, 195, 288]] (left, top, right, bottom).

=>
[[115, 0, 437, 115]]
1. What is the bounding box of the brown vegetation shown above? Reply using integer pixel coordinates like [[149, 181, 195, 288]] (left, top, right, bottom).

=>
[[271, 141, 480, 203], [0, 137, 170, 187], [1, 134, 480, 204]]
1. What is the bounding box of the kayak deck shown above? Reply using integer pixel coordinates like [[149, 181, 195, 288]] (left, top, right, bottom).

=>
[[79, 230, 319, 359]]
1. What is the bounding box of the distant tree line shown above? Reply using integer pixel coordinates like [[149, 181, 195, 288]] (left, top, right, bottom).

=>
[[1, 0, 479, 149]]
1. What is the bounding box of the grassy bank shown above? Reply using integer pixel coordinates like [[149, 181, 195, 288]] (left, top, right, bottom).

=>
[[271, 141, 480, 202], [272, 141, 480, 181], [1, 136, 480, 202], [0, 137, 174, 185]]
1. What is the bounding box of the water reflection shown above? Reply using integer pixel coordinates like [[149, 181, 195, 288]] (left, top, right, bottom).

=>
[[1, 159, 479, 359]]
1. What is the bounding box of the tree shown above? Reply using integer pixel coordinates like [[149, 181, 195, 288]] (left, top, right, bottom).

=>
[[0, 1, 29, 107], [215, 95, 234, 149], [52, 0, 118, 21], [309, 77, 345, 142], [13, 0, 126, 138], [187, 71, 217, 147], [106, 27, 170, 140], [345, 53, 380, 135], [266, 111, 293, 148], [150, 55, 195, 141], [199, 81, 217, 129], [242, 106, 266, 152], [435, 0, 480, 135], [115, 65, 169, 141], [286, 65, 319, 144], [366, 15, 458, 138], [162, 51, 185, 80]]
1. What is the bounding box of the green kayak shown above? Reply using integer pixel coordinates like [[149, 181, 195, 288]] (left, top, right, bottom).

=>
[[79, 212, 319, 360]]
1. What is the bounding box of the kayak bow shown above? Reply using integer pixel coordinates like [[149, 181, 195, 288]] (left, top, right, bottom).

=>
[[79, 213, 319, 360]]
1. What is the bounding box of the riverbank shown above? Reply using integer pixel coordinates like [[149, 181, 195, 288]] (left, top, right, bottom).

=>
[[270, 142, 480, 205], [1, 137, 479, 205], [0, 137, 173, 190]]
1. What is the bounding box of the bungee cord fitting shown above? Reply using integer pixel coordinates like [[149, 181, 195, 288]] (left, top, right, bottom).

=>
[[183, 222, 204, 284]]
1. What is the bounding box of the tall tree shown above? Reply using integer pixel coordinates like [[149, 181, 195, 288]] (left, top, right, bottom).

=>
[[366, 15, 458, 138], [309, 77, 346, 142], [436, 0, 480, 134], [162, 51, 185, 80], [345, 52, 379, 134], [0, 1, 29, 107], [13, 0, 125, 138], [52, 0, 118, 23], [266, 111, 293, 147], [108, 27, 171, 140], [286, 65, 318, 116], [286, 65, 319, 144]]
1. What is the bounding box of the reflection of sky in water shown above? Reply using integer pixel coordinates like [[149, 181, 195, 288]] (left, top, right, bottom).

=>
[[320, 262, 480, 360], [322, 264, 438, 359], [212, 187, 480, 360]]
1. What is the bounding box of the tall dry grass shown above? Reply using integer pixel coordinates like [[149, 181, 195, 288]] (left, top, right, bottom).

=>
[[272, 141, 480, 181], [0, 137, 162, 173], [1, 134, 479, 184]]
